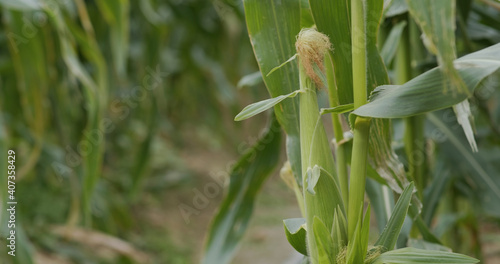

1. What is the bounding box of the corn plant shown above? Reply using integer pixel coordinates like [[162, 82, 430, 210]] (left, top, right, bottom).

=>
[[204, 0, 500, 263]]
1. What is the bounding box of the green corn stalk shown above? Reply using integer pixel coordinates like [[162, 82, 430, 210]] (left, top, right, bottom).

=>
[[347, 0, 371, 241], [298, 55, 345, 263]]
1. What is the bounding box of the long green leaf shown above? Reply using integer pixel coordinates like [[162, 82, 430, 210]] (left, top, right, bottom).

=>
[[370, 247, 479, 264], [244, 0, 303, 184], [375, 182, 414, 252], [354, 43, 500, 118], [202, 116, 281, 264], [235, 90, 300, 121]]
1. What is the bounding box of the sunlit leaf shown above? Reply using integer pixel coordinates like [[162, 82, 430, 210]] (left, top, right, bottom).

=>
[[235, 90, 301, 121]]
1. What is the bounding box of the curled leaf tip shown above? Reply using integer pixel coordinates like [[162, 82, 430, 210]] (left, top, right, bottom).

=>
[[295, 28, 332, 86]]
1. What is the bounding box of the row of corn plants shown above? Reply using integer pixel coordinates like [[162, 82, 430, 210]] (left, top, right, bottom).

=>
[[0, 0, 252, 262], [204, 0, 500, 263]]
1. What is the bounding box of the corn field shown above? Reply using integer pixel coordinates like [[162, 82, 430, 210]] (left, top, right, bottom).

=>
[[1, 0, 500, 263]]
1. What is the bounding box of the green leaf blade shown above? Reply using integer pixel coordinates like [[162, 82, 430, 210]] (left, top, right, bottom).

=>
[[371, 247, 479, 264], [235, 90, 300, 121], [375, 182, 414, 252], [354, 44, 500, 118]]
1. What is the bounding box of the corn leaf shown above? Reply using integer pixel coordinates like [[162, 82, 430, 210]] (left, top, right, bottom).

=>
[[244, 0, 303, 184], [366, 178, 395, 232], [346, 205, 370, 264], [384, 0, 408, 17], [313, 216, 335, 264], [353, 43, 500, 118], [236, 71, 263, 89], [363, 0, 415, 215], [407, 239, 452, 252], [428, 111, 500, 218], [375, 182, 414, 252], [96, 0, 130, 78], [407, 0, 476, 151], [235, 90, 301, 121], [370, 247, 479, 264], [47, 5, 109, 224], [300, 0, 314, 28], [309, 0, 353, 105], [284, 218, 309, 256], [406, 0, 463, 94], [202, 116, 281, 264], [380, 21, 407, 65], [331, 208, 347, 260], [0, 0, 41, 11], [422, 161, 452, 226], [320, 104, 355, 115]]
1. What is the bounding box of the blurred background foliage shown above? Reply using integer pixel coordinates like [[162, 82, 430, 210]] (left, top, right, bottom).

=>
[[0, 0, 500, 264], [0, 0, 272, 263]]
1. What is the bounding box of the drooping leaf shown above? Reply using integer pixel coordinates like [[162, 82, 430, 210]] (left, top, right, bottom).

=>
[[353, 43, 500, 118], [202, 116, 281, 264], [370, 247, 479, 264], [284, 218, 308, 256], [244, 0, 303, 184], [235, 90, 301, 121]]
